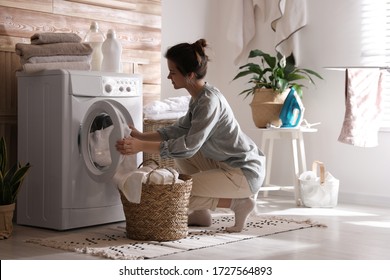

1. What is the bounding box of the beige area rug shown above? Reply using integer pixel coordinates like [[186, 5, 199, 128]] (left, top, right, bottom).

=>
[[26, 214, 325, 260]]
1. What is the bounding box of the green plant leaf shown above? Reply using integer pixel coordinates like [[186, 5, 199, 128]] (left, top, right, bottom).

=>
[[285, 53, 296, 66], [238, 88, 255, 98], [10, 163, 31, 190], [249, 49, 277, 69], [232, 70, 254, 81], [276, 78, 289, 92], [300, 68, 324, 79], [233, 49, 323, 98], [292, 85, 304, 98], [286, 73, 307, 82], [0, 137, 31, 204]]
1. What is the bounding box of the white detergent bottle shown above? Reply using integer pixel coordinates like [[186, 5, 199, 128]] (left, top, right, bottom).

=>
[[84, 21, 105, 71], [101, 29, 122, 73]]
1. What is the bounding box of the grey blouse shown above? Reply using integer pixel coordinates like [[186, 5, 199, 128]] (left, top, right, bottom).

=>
[[158, 83, 265, 194]]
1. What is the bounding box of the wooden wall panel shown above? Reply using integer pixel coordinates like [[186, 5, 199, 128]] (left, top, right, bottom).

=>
[[56, 0, 161, 28], [0, 0, 162, 165], [0, 0, 52, 13], [0, 0, 161, 16], [66, 0, 137, 11], [1, 6, 161, 51], [0, 51, 20, 116], [0, 51, 21, 167], [0, 0, 162, 100], [143, 84, 162, 106]]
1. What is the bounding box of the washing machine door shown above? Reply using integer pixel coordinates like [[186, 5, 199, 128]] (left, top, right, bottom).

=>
[[80, 99, 134, 181]]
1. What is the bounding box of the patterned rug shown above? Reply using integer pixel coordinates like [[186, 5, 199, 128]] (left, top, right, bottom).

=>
[[26, 214, 325, 260]]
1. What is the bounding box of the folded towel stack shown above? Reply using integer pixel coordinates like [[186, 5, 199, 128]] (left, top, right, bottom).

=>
[[144, 96, 191, 120], [15, 32, 93, 73]]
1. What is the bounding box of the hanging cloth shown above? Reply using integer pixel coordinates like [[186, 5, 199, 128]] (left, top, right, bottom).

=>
[[227, 0, 256, 64], [270, 0, 307, 60], [338, 68, 385, 147]]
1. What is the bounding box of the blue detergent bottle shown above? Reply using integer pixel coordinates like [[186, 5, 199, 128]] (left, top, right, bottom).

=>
[[279, 88, 305, 127]]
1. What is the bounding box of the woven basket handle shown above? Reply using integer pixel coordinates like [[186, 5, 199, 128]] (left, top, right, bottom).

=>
[[145, 166, 177, 187], [137, 159, 159, 169], [312, 160, 325, 184]]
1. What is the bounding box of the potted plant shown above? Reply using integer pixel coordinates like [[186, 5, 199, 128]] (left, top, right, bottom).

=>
[[0, 137, 31, 239], [233, 49, 323, 127]]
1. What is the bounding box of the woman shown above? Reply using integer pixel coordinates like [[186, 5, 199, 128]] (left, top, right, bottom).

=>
[[116, 39, 265, 232]]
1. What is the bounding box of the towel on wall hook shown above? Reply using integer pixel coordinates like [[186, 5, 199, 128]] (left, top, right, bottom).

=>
[[227, 0, 256, 64], [270, 0, 307, 62], [338, 68, 385, 147]]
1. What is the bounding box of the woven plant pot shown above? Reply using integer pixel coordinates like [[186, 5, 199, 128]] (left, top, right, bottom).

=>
[[0, 203, 15, 240], [250, 88, 289, 128], [120, 172, 192, 241]]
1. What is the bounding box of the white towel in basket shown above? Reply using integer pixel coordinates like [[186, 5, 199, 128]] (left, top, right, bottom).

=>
[[126, 165, 154, 203], [118, 164, 182, 204]]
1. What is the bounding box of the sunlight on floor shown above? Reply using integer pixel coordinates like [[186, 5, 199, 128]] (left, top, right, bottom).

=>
[[256, 202, 377, 217], [260, 208, 377, 217], [346, 221, 390, 229]]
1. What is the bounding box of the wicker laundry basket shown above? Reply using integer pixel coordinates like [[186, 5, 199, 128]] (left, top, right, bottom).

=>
[[143, 119, 177, 168], [120, 166, 192, 241]]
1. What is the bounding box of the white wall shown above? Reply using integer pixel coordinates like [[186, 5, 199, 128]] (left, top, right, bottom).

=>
[[161, 0, 390, 207], [161, 0, 212, 98]]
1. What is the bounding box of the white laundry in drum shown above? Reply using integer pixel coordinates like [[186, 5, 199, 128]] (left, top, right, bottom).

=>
[[89, 125, 114, 167], [89, 122, 131, 168]]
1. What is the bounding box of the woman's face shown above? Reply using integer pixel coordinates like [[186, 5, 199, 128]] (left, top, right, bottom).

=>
[[167, 59, 187, 89]]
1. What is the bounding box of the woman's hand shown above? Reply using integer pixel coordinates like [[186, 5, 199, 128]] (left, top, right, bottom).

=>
[[128, 124, 163, 142], [116, 137, 143, 155], [129, 124, 142, 139]]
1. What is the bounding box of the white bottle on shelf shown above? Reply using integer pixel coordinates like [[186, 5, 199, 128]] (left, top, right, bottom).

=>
[[101, 29, 123, 73], [84, 21, 105, 71]]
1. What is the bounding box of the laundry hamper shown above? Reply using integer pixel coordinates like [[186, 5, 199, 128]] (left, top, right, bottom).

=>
[[120, 166, 192, 241], [143, 119, 177, 168], [299, 161, 339, 208]]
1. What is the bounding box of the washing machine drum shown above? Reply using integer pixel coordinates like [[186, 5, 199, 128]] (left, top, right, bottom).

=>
[[80, 99, 134, 182]]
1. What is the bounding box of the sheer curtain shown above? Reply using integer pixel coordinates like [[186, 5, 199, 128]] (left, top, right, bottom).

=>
[[361, 0, 390, 130]]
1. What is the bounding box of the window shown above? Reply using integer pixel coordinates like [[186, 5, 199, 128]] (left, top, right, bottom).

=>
[[361, 0, 390, 131]]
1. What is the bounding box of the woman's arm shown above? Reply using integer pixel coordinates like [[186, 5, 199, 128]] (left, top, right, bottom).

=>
[[130, 125, 163, 141], [116, 124, 163, 156], [116, 137, 161, 155]]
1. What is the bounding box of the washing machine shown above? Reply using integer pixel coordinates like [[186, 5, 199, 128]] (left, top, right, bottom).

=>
[[16, 69, 143, 230]]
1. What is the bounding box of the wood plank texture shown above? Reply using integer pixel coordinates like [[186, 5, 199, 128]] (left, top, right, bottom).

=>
[[0, 6, 161, 51], [66, 0, 137, 11], [56, 0, 161, 29], [0, 51, 21, 167], [0, 0, 52, 13], [0, 1, 162, 89], [0, 51, 20, 115], [0, 0, 162, 165]]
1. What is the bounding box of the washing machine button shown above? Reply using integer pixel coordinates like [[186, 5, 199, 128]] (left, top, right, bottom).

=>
[[105, 84, 113, 93]]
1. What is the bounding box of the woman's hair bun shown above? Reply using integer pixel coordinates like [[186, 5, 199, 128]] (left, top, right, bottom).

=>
[[192, 39, 207, 57], [195, 38, 207, 48]]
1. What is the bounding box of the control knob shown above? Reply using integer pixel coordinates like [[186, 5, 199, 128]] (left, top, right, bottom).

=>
[[105, 84, 113, 93]]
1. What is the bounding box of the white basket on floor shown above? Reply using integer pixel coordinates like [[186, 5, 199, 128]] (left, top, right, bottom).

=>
[[299, 161, 339, 208]]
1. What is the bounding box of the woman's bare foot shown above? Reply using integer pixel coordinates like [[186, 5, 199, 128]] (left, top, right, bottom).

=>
[[226, 198, 255, 232], [188, 209, 212, 227]]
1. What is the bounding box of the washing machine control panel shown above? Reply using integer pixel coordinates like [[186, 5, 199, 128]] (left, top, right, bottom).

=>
[[102, 76, 141, 97]]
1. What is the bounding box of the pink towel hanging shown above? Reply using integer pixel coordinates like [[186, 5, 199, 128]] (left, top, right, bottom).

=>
[[338, 68, 385, 147]]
